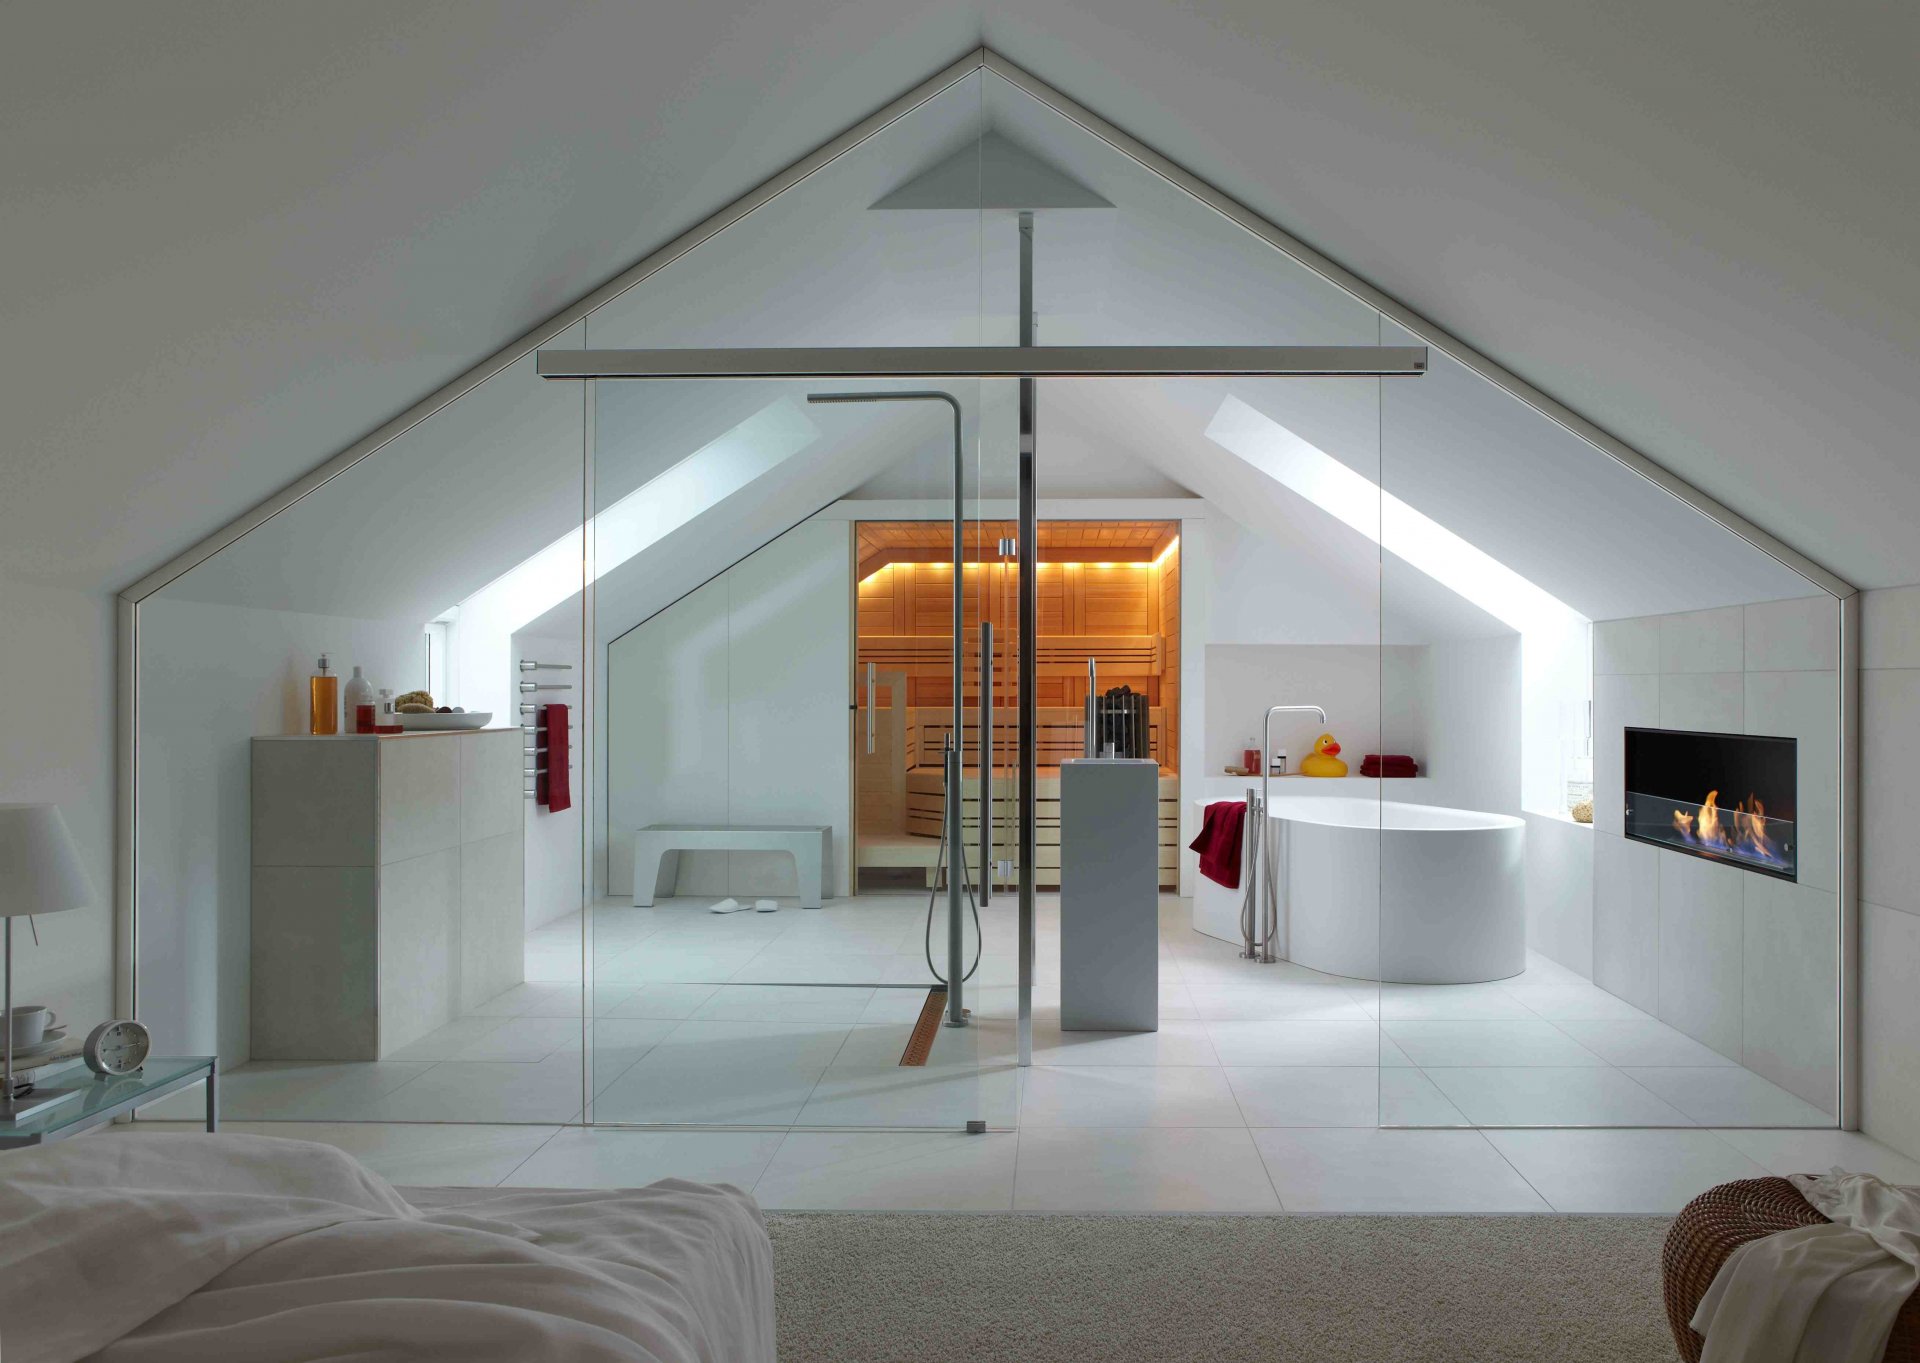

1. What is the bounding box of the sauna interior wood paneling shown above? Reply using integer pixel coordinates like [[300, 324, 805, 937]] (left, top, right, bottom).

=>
[[854, 521, 1181, 888]]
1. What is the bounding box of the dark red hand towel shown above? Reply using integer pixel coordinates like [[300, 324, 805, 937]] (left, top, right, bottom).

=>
[[1360, 753, 1419, 777], [1188, 800, 1247, 889], [541, 703, 572, 813]]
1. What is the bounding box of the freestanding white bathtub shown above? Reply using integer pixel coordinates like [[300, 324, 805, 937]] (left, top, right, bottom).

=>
[[1191, 795, 1526, 984]]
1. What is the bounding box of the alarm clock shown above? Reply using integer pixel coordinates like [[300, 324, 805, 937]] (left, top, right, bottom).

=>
[[84, 1019, 151, 1076]]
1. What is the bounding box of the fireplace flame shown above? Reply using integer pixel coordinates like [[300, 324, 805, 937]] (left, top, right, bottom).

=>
[[1670, 789, 1784, 866]]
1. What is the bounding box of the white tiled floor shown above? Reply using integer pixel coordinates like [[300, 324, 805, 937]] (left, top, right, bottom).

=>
[[130, 890, 1888, 1211]]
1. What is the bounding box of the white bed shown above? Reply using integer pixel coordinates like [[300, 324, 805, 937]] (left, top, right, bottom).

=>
[[0, 1133, 774, 1363]]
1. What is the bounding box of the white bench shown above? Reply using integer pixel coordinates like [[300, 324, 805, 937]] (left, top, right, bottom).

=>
[[630, 824, 833, 908]]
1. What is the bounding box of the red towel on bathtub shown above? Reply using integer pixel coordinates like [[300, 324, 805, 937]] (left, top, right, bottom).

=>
[[1188, 800, 1247, 889]]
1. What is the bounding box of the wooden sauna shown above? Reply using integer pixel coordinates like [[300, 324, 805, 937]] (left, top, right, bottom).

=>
[[854, 520, 1181, 891]]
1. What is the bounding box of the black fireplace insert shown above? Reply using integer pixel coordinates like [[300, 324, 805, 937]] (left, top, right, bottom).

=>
[[1624, 727, 1796, 881]]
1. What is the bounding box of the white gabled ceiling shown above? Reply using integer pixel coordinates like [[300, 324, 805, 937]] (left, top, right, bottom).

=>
[[6, 3, 1913, 597]]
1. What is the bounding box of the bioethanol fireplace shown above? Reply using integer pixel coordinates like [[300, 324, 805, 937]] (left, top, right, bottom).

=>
[[1624, 727, 1797, 881]]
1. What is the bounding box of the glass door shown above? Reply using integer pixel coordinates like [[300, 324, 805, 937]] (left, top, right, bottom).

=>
[[583, 375, 1020, 1129]]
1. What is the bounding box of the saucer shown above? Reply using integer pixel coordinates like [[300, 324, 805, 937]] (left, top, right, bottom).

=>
[[7, 1029, 70, 1060]]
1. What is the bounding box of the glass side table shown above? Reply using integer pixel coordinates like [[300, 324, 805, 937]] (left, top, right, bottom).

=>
[[0, 1057, 215, 1148]]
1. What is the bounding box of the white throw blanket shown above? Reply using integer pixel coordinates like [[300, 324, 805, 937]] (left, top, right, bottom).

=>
[[0, 1133, 773, 1363], [1693, 1169, 1920, 1363]]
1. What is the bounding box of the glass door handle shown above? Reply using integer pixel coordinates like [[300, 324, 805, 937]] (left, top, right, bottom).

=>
[[979, 621, 992, 905], [865, 662, 876, 755]]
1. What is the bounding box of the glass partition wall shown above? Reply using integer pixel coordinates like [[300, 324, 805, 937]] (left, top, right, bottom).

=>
[[1376, 336, 1844, 1129], [134, 329, 591, 1124], [125, 54, 1845, 1143]]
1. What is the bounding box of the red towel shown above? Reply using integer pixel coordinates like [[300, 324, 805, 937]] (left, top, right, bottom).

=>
[[540, 703, 572, 813], [1360, 753, 1418, 777], [1188, 800, 1247, 889]]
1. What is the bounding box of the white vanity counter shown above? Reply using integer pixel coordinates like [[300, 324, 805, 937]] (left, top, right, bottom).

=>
[[250, 728, 525, 1060]]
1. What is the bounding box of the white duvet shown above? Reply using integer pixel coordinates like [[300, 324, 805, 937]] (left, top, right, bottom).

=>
[[0, 1133, 774, 1363]]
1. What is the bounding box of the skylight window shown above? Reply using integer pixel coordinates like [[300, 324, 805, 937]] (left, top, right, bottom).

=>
[[1203, 394, 1582, 635]]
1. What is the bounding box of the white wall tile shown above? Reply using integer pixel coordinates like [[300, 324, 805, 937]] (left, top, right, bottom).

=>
[[1864, 901, 1920, 1159], [1744, 597, 1839, 672], [1594, 617, 1661, 676], [1660, 672, 1743, 732], [458, 730, 523, 845], [378, 735, 461, 865], [1742, 879, 1838, 1115], [377, 847, 459, 1053], [1657, 853, 1744, 1060], [1863, 586, 1920, 670], [1593, 831, 1659, 1013], [1661, 607, 1744, 674], [1862, 668, 1920, 916], [1744, 669, 1839, 892], [251, 739, 377, 867], [1594, 673, 1660, 836], [1523, 813, 1593, 979]]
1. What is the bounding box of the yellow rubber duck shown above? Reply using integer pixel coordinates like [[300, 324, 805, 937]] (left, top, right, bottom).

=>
[[1300, 733, 1348, 778]]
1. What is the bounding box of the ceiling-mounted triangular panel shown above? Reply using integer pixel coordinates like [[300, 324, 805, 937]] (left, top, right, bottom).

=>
[[870, 130, 1110, 210]]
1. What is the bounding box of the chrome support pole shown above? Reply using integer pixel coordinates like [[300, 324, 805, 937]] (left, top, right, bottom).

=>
[[979, 620, 993, 906], [945, 736, 967, 1026], [1017, 209, 1038, 1067]]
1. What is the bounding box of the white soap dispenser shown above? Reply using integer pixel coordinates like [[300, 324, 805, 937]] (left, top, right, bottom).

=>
[[343, 666, 375, 734]]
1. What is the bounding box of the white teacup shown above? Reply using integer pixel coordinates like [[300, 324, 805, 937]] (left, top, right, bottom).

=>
[[9, 1006, 55, 1048]]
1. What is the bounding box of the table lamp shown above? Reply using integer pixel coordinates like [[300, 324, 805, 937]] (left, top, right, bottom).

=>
[[0, 804, 96, 1122]]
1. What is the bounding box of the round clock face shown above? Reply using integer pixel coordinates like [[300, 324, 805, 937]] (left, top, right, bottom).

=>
[[84, 1020, 151, 1076]]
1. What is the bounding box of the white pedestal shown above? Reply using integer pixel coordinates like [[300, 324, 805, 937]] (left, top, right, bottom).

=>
[[1060, 758, 1160, 1032]]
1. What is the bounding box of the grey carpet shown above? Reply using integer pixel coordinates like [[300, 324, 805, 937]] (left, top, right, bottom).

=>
[[767, 1212, 1677, 1363]]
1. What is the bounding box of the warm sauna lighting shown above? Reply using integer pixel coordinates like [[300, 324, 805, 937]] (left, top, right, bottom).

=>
[[1152, 537, 1180, 570]]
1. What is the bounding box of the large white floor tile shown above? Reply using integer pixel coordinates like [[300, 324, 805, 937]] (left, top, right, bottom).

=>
[[1486, 1129, 1767, 1212], [1383, 1020, 1605, 1068], [1379, 1067, 1471, 1127], [1225, 1066, 1376, 1127], [1013, 1127, 1280, 1212], [754, 1131, 1017, 1211], [145, 1059, 434, 1122], [1424, 1067, 1694, 1127], [691, 984, 877, 1025], [592, 1019, 849, 1125], [1028, 1019, 1220, 1066], [1502, 984, 1653, 1021], [1191, 984, 1372, 1022], [601, 983, 722, 1019], [502, 1128, 783, 1189], [366, 1054, 587, 1124], [1204, 1020, 1379, 1066], [1374, 983, 1533, 1020], [1252, 1128, 1549, 1213], [1621, 1067, 1836, 1126], [1711, 1128, 1920, 1183], [795, 1064, 1020, 1128], [1554, 1018, 1742, 1068], [1018, 1065, 1245, 1127]]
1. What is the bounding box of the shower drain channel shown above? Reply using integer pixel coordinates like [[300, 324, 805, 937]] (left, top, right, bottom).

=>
[[899, 987, 967, 1065]]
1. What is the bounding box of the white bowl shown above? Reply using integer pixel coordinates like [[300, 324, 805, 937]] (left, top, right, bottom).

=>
[[395, 710, 493, 731]]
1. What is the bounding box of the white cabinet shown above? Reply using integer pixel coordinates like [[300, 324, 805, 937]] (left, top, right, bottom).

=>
[[251, 729, 524, 1060]]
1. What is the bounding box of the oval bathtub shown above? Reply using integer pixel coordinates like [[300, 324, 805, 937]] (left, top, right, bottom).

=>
[[1191, 795, 1526, 985]]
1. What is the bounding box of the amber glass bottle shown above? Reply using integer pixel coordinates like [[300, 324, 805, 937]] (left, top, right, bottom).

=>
[[309, 654, 339, 735]]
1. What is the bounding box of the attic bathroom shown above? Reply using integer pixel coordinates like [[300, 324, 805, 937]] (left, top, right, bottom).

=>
[[124, 60, 1844, 1136]]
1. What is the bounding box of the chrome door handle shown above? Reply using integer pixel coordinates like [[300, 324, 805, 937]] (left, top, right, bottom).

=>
[[979, 622, 992, 905], [865, 662, 876, 755]]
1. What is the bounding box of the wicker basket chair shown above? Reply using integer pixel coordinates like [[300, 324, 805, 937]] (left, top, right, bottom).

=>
[[1662, 1176, 1920, 1362]]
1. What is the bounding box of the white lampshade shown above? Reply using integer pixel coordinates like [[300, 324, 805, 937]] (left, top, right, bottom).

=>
[[0, 804, 95, 920]]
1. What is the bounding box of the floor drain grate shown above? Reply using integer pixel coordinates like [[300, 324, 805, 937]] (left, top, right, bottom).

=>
[[899, 988, 958, 1065]]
